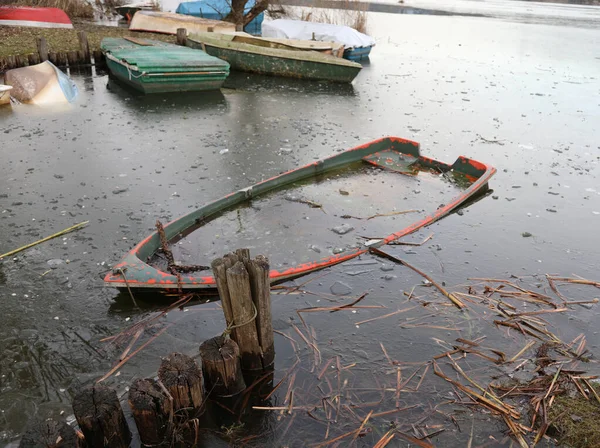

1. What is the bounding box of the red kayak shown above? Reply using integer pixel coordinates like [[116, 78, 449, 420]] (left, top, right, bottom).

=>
[[0, 6, 73, 29]]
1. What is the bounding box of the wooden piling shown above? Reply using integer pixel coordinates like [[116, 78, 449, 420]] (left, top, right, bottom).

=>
[[19, 418, 80, 448], [56, 52, 68, 67], [212, 250, 275, 372], [28, 53, 40, 66], [48, 52, 57, 65], [72, 385, 131, 448], [92, 50, 105, 66], [15, 55, 28, 68], [245, 255, 275, 368], [158, 353, 204, 413], [200, 336, 246, 397], [176, 28, 187, 46], [128, 378, 172, 446], [67, 51, 79, 67], [37, 37, 48, 62], [6, 56, 16, 70], [78, 31, 90, 63], [225, 261, 263, 370]]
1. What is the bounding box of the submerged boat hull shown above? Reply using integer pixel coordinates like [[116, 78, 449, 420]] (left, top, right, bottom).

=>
[[104, 137, 495, 292], [187, 33, 361, 83]]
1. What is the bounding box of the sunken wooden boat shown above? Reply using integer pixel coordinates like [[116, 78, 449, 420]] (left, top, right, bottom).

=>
[[187, 32, 361, 83], [101, 38, 230, 93], [104, 137, 495, 293]]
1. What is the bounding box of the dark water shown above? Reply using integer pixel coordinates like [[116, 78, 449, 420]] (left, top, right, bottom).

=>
[[1, 6, 599, 446]]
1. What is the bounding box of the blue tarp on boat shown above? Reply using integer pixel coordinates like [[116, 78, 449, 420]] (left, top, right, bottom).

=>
[[176, 0, 263, 35]]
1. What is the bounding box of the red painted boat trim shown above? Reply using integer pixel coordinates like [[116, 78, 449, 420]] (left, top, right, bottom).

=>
[[104, 137, 495, 291], [0, 6, 73, 27]]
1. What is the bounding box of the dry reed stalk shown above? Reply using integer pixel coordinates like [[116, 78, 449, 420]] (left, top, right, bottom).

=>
[[446, 356, 518, 416], [118, 328, 143, 361], [395, 431, 434, 447], [432, 360, 519, 419], [265, 359, 300, 400], [355, 306, 417, 326], [370, 248, 465, 309], [97, 324, 171, 383], [380, 342, 396, 366], [509, 340, 536, 363], [546, 276, 600, 288], [297, 293, 369, 315], [501, 414, 529, 448], [351, 410, 373, 442], [373, 429, 395, 448]]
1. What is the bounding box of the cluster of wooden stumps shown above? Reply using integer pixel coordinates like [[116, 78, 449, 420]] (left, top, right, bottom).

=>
[[19, 250, 274, 448], [0, 33, 105, 72]]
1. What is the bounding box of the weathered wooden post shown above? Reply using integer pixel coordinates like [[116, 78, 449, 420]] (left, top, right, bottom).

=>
[[200, 336, 246, 397], [176, 28, 187, 46], [128, 378, 172, 446], [72, 385, 131, 448], [6, 56, 16, 70], [158, 353, 204, 414], [211, 250, 275, 372], [28, 53, 40, 66], [92, 50, 104, 66], [37, 37, 48, 62], [57, 52, 68, 67], [15, 55, 28, 68], [77, 31, 91, 63], [48, 52, 57, 65], [19, 418, 80, 448], [67, 51, 79, 68]]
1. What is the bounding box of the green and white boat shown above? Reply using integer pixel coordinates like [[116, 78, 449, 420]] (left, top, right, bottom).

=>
[[187, 32, 362, 83], [101, 37, 230, 94]]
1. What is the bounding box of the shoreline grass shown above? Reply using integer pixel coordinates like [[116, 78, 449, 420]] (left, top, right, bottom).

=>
[[0, 22, 177, 59]]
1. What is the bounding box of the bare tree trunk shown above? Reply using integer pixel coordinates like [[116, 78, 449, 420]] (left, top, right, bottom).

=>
[[224, 0, 269, 29]]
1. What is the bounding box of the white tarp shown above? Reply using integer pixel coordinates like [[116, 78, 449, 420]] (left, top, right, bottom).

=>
[[262, 19, 375, 50]]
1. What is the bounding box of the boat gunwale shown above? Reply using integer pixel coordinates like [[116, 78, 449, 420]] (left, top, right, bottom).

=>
[[187, 34, 362, 69], [104, 136, 496, 291]]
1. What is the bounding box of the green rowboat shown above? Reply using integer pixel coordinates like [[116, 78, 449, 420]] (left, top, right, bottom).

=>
[[187, 32, 362, 83], [101, 37, 230, 94]]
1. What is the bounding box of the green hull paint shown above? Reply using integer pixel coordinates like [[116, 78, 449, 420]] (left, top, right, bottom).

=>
[[187, 34, 362, 83], [105, 57, 227, 93], [101, 38, 230, 94]]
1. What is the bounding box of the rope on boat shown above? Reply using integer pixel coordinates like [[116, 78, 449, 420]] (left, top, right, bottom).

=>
[[116, 267, 139, 309], [222, 302, 257, 340]]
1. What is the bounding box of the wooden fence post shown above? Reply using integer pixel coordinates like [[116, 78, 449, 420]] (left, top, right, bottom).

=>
[[176, 28, 187, 46], [200, 336, 246, 397], [72, 385, 131, 448], [158, 353, 204, 414], [128, 378, 172, 446], [37, 38, 48, 62], [19, 418, 80, 448], [78, 31, 90, 63]]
